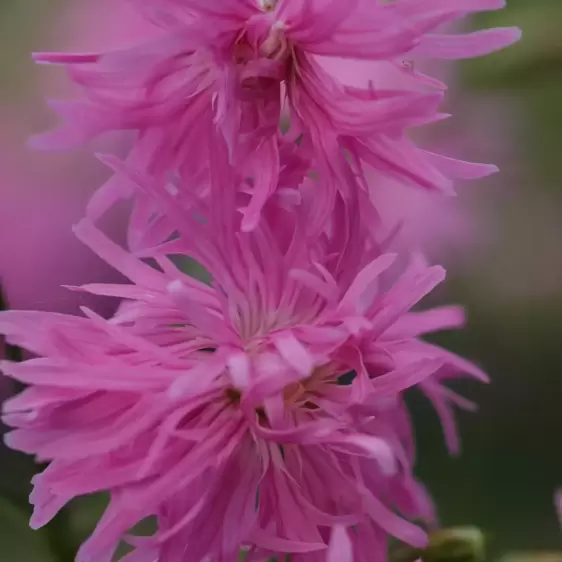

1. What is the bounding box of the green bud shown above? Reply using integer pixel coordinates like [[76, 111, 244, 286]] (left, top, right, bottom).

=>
[[423, 527, 485, 562], [391, 526, 486, 562]]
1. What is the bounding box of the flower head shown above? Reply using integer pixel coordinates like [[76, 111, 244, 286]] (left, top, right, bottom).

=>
[[1, 158, 485, 561], [31, 0, 519, 231]]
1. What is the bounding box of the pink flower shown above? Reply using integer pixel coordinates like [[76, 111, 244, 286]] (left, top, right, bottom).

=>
[[0, 157, 486, 561], [31, 0, 519, 231]]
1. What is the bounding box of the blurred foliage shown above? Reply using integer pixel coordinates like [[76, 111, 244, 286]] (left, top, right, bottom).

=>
[[465, 0, 562, 193], [499, 554, 562, 562], [416, 1, 562, 557], [0, 497, 55, 561], [0, 0, 63, 101], [465, 1, 562, 89]]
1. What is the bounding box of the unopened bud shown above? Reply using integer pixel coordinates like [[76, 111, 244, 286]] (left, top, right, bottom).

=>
[[423, 527, 485, 562], [391, 526, 485, 562]]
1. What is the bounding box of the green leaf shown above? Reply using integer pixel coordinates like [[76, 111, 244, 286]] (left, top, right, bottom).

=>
[[0, 496, 56, 561], [391, 526, 485, 562]]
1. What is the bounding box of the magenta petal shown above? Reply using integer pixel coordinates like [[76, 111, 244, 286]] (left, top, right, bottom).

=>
[[411, 27, 521, 59], [327, 525, 353, 562]]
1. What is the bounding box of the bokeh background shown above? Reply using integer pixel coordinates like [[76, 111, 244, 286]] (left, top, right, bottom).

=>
[[0, 1, 561, 560]]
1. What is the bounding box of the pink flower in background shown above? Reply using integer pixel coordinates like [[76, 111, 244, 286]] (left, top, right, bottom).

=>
[[0, 0, 151, 317], [0, 113, 119, 316], [0, 154, 486, 561], [555, 490, 562, 528]]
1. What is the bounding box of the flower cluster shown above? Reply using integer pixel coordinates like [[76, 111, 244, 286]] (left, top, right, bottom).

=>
[[1, 1, 518, 561]]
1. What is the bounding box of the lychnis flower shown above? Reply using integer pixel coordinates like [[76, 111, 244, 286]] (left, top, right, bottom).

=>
[[0, 156, 485, 562], [31, 0, 519, 231]]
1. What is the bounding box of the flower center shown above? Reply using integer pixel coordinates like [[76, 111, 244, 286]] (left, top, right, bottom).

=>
[[258, 0, 276, 11], [233, 23, 290, 95], [283, 366, 333, 408], [225, 365, 340, 421]]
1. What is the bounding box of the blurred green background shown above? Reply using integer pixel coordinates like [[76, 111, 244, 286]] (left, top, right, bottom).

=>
[[1, 1, 561, 560]]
